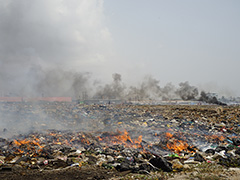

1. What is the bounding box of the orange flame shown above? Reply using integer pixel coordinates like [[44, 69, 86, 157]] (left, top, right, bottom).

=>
[[166, 132, 173, 138], [14, 139, 44, 149], [114, 130, 133, 144], [97, 136, 103, 141], [166, 139, 189, 153], [165, 132, 190, 153], [98, 130, 143, 149], [13, 137, 45, 155]]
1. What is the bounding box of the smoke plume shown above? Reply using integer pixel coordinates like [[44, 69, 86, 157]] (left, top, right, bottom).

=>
[[199, 91, 226, 105], [0, 1, 227, 105], [94, 73, 126, 99], [175, 81, 199, 100], [0, 0, 112, 97]]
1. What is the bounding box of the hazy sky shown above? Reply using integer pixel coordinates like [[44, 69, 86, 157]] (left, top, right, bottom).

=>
[[103, 0, 240, 96], [0, 0, 239, 97]]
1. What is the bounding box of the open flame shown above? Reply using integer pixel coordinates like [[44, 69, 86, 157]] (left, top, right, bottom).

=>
[[13, 138, 44, 155], [164, 132, 226, 153], [11, 131, 94, 156], [166, 139, 189, 153], [12, 130, 226, 157], [97, 130, 143, 149], [9, 129, 229, 161], [166, 132, 173, 138], [13, 139, 44, 149], [165, 132, 190, 153]]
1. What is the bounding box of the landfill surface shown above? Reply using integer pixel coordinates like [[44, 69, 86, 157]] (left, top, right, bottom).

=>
[[0, 102, 240, 179]]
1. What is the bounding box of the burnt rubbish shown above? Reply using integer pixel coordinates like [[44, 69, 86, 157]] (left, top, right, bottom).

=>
[[0, 103, 239, 177]]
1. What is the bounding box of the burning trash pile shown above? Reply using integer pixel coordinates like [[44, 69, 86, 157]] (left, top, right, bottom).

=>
[[0, 102, 240, 179]]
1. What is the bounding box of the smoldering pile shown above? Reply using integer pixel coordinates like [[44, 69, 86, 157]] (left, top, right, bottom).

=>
[[0, 129, 172, 173], [0, 103, 239, 178]]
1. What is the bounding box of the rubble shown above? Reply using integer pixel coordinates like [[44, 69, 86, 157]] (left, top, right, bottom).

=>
[[0, 102, 239, 179]]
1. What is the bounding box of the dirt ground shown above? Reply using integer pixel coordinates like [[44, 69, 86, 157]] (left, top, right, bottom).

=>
[[1, 165, 240, 180], [0, 166, 130, 180]]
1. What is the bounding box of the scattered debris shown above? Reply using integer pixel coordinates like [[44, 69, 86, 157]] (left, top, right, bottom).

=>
[[0, 102, 239, 179]]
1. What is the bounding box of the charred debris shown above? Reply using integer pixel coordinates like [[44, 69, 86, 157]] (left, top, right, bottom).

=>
[[0, 102, 239, 178]]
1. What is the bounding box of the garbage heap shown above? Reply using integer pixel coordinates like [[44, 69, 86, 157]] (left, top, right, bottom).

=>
[[0, 103, 239, 177]]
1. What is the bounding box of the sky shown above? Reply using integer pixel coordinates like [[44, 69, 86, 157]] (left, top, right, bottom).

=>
[[103, 0, 240, 96], [0, 0, 239, 97]]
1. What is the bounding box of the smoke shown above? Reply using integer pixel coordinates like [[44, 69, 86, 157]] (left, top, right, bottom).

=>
[[126, 76, 161, 101], [92, 75, 226, 105], [175, 81, 199, 100], [94, 73, 126, 99], [0, 1, 229, 103], [199, 91, 227, 105], [92, 75, 201, 102], [124, 77, 199, 101], [0, 101, 106, 138], [36, 68, 91, 98], [0, 73, 227, 137], [0, 0, 112, 97], [160, 83, 176, 101]]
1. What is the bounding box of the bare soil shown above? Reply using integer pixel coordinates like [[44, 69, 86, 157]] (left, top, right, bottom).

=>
[[0, 165, 129, 180]]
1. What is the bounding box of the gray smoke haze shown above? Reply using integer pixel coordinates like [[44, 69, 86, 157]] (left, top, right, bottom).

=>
[[199, 91, 226, 105], [36, 68, 91, 98], [0, 1, 230, 139], [0, 0, 113, 97], [160, 83, 176, 101], [93, 74, 200, 101], [0, 101, 106, 138], [176, 81, 199, 100], [94, 73, 126, 99], [126, 76, 161, 101], [0, 0, 227, 101]]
